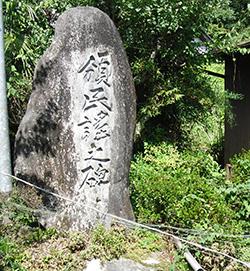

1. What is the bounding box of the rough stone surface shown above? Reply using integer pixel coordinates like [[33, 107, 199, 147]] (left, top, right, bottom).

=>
[[83, 259, 156, 271], [84, 259, 103, 271], [104, 259, 156, 271], [14, 7, 136, 230]]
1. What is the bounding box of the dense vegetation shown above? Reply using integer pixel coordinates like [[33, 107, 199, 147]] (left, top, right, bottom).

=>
[[2, 0, 250, 270], [0, 198, 175, 270], [4, 0, 250, 142], [130, 145, 250, 270], [131, 141, 250, 230]]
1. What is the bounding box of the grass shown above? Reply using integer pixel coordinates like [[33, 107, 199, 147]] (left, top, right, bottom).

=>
[[0, 194, 177, 271]]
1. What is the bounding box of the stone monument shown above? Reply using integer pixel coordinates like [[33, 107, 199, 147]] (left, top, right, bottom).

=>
[[14, 7, 136, 230]]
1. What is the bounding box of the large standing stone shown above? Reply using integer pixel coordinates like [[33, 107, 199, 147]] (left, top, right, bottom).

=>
[[14, 7, 136, 230]]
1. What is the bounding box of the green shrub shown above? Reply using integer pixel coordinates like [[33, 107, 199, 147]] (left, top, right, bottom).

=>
[[83, 225, 127, 261], [130, 142, 235, 227], [0, 237, 26, 271], [220, 150, 250, 223], [230, 150, 250, 184]]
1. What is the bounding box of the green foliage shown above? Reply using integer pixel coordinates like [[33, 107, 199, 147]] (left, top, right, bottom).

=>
[[4, 0, 245, 146], [221, 150, 250, 223], [169, 250, 189, 271], [222, 180, 250, 222], [130, 141, 235, 227], [3, 2, 250, 268], [67, 232, 86, 252], [179, 62, 225, 151], [0, 188, 37, 228], [0, 237, 26, 271], [27, 227, 58, 244], [0, 190, 59, 270], [84, 224, 127, 261], [208, 0, 250, 54], [229, 149, 250, 183], [130, 142, 250, 269], [3, 0, 88, 131], [117, 0, 228, 139], [128, 228, 164, 252], [0, 195, 30, 270]]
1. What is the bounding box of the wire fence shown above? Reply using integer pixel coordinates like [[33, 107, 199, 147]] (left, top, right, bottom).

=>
[[1, 172, 250, 269], [146, 224, 250, 239]]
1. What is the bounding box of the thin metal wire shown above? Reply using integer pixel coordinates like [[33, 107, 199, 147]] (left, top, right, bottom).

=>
[[146, 224, 250, 239], [2, 172, 250, 268]]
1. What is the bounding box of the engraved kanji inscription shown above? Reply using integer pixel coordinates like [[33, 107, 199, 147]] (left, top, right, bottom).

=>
[[77, 51, 112, 187], [82, 87, 112, 112], [78, 51, 111, 86]]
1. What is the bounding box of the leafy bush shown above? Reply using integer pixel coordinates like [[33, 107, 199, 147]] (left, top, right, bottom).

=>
[[130, 142, 250, 269], [130, 142, 235, 227], [229, 150, 250, 184], [221, 150, 250, 223], [83, 225, 127, 261], [0, 237, 26, 271]]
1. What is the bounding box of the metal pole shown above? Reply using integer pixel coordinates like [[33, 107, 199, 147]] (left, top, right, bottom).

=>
[[174, 238, 204, 271], [0, 0, 12, 194]]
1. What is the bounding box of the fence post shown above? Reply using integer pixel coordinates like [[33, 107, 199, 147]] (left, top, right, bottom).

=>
[[0, 0, 12, 194]]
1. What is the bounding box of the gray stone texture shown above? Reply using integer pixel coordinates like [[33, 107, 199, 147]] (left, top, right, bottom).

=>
[[83, 259, 156, 271], [104, 259, 156, 271], [14, 7, 136, 230]]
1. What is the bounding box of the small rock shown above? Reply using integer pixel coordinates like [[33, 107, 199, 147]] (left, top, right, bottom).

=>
[[0, 214, 12, 225], [84, 259, 104, 271], [142, 258, 160, 265], [104, 258, 156, 271], [83, 258, 157, 271]]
